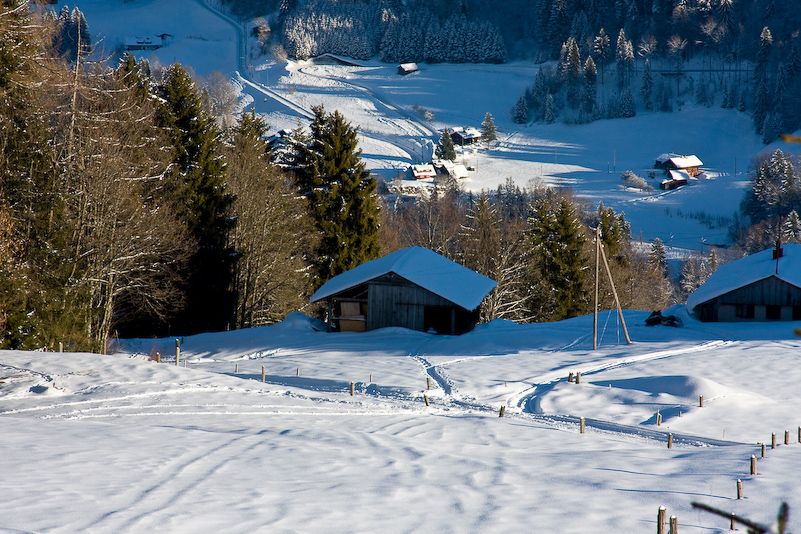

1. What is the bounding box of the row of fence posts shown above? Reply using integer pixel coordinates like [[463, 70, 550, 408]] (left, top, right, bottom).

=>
[[568, 369, 799, 533]]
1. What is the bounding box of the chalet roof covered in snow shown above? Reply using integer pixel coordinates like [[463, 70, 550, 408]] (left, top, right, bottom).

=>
[[310, 246, 497, 311], [686, 244, 801, 310], [668, 155, 702, 168]]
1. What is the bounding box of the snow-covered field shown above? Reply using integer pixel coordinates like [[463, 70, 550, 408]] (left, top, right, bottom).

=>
[[15, 4, 799, 532], [2, 309, 801, 533]]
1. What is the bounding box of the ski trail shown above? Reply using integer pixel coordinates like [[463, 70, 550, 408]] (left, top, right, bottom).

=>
[[508, 340, 731, 410]]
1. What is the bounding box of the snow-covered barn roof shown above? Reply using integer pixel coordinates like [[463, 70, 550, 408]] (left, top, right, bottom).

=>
[[666, 169, 691, 182], [686, 244, 801, 311], [310, 246, 497, 311], [668, 155, 702, 168]]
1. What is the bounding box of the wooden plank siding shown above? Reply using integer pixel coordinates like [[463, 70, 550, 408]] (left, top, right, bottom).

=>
[[368, 273, 456, 333], [694, 276, 801, 322]]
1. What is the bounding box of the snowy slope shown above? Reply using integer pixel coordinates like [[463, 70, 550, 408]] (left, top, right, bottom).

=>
[[2, 311, 801, 533], [58, 0, 788, 251]]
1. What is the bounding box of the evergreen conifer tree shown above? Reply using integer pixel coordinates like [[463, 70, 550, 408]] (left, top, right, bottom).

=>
[[437, 129, 457, 161], [512, 96, 529, 124], [310, 110, 381, 283], [481, 112, 497, 147], [158, 63, 235, 334]]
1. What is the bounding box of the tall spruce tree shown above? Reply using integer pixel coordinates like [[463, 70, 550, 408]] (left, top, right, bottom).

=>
[[527, 193, 588, 321], [437, 128, 457, 161], [158, 63, 235, 334], [303, 108, 380, 284], [481, 112, 497, 147]]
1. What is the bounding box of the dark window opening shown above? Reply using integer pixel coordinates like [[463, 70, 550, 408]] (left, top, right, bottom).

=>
[[794, 306, 801, 321], [735, 304, 754, 319], [766, 305, 781, 321], [424, 306, 452, 335]]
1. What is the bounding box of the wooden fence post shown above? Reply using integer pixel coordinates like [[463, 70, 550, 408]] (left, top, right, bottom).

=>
[[750, 455, 757, 475], [235, 363, 238, 373], [262, 366, 265, 383], [657, 506, 667, 534], [424, 394, 429, 407], [499, 406, 506, 417], [667, 433, 673, 449], [59, 342, 63, 353], [730, 513, 736, 530], [670, 515, 678, 534], [568, 372, 574, 383], [576, 371, 581, 384], [737, 479, 743, 499], [297, 367, 300, 377], [580, 416, 585, 434], [656, 411, 662, 426], [699, 395, 703, 407], [175, 339, 180, 366], [156, 352, 161, 363], [427, 377, 431, 390], [785, 430, 789, 445], [772, 432, 776, 449], [350, 382, 355, 396]]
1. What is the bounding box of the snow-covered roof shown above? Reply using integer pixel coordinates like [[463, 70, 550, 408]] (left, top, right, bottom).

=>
[[668, 155, 702, 168], [410, 164, 436, 178], [666, 169, 690, 182], [686, 244, 801, 310], [310, 246, 497, 311], [450, 164, 469, 179]]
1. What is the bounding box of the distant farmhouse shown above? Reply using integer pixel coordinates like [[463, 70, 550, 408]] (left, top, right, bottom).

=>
[[654, 154, 703, 190], [310, 246, 496, 334], [449, 127, 482, 147], [687, 243, 801, 322], [125, 33, 173, 51]]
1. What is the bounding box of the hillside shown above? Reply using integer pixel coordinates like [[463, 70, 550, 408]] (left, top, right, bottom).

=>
[[60, 0, 801, 250], [2, 309, 800, 532]]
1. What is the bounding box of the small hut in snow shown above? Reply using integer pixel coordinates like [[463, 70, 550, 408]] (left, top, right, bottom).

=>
[[398, 63, 419, 75], [686, 243, 801, 322], [310, 247, 496, 334]]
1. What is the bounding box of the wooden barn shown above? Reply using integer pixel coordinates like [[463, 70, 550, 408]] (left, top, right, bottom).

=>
[[310, 247, 496, 334], [686, 243, 801, 322]]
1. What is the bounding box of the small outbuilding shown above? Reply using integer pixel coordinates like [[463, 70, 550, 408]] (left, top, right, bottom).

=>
[[686, 243, 801, 322], [398, 63, 419, 75], [310, 246, 497, 334]]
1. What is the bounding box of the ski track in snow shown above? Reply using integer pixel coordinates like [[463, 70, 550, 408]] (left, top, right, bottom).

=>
[[401, 339, 743, 447]]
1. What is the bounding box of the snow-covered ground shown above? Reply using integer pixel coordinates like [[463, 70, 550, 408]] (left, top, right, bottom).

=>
[[2, 309, 801, 533], [60, 0, 801, 251]]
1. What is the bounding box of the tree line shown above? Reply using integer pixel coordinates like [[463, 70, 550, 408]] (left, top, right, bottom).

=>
[[0, 2, 379, 350]]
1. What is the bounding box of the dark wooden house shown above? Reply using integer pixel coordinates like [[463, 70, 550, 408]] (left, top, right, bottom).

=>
[[687, 244, 801, 322], [310, 247, 496, 334], [449, 127, 482, 146]]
